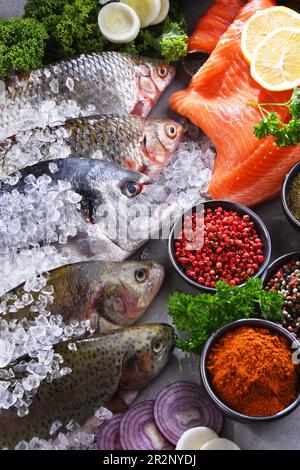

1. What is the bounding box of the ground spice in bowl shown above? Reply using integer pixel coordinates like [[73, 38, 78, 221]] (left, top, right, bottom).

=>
[[287, 173, 300, 221], [207, 326, 299, 417]]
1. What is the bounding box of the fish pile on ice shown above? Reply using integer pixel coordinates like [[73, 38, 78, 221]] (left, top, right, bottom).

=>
[[0, 50, 214, 449]]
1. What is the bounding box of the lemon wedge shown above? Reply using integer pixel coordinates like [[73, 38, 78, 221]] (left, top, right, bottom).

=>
[[241, 6, 300, 63], [251, 26, 300, 91], [98, 3, 140, 44], [121, 0, 161, 28]]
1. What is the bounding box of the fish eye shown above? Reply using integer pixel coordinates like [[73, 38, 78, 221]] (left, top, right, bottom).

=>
[[165, 124, 177, 139], [157, 65, 168, 78], [135, 268, 148, 283], [123, 181, 142, 198], [152, 340, 164, 354]]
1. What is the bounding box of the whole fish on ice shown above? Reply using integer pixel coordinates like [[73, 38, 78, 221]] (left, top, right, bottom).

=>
[[0, 324, 175, 449], [0, 115, 183, 178], [2, 260, 164, 330], [0, 52, 175, 140], [0, 157, 171, 262]]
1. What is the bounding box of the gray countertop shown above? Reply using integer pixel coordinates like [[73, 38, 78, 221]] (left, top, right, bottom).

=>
[[1, 0, 299, 450]]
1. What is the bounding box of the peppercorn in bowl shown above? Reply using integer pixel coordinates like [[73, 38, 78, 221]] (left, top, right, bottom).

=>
[[200, 318, 300, 423], [168, 200, 271, 293], [262, 252, 300, 340]]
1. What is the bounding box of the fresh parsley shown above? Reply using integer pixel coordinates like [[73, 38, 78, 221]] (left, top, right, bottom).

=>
[[168, 278, 284, 354], [247, 87, 300, 147]]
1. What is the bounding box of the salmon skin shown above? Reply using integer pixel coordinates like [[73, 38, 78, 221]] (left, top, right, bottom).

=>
[[171, 0, 300, 207], [188, 0, 245, 54]]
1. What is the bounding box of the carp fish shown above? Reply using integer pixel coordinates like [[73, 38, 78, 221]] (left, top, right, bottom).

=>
[[2, 260, 165, 330], [0, 115, 183, 178], [0, 324, 175, 449], [0, 52, 175, 140]]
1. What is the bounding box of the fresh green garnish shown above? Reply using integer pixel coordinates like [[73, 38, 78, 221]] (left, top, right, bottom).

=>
[[168, 278, 284, 354], [247, 87, 300, 147], [0, 18, 48, 81], [24, 0, 188, 65]]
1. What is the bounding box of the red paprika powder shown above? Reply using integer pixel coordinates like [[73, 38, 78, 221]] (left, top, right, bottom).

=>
[[207, 326, 299, 417]]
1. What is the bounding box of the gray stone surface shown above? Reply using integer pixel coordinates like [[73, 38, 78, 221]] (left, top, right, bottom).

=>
[[1, 0, 299, 451]]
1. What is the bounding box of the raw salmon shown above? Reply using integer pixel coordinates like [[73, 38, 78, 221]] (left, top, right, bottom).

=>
[[171, 0, 300, 207], [188, 0, 245, 53]]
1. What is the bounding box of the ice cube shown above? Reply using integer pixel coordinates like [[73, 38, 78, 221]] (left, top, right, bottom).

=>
[[66, 77, 74, 92], [0, 337, 15, 367], [50, 420, 63, 435]]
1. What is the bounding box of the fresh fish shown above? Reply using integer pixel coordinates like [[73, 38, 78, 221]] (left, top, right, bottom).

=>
[[0, 115, 183, 178], [3, 260, 164, 330], [0, 157, 171, 259], [0, 52, 175, 140], [0, 323, 175, 449], [170, 0, 300, 207]]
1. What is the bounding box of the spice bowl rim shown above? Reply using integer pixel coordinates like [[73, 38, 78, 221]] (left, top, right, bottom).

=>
[[281, 160, 300, 231], [261, 251, 300, 287], [168, 200, 272, 294], [200, 318, 300, 423]]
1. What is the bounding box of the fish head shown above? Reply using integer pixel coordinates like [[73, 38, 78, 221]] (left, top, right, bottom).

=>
[[142, 119, 183, 176], [119, 324, 175, 392], [133, 59, 175, 117], [88, 163, 173, 253], [91, 261, 165, 328]]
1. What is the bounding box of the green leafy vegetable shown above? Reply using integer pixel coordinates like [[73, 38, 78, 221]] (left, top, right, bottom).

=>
[[24, 0, 188, 65], [247, 87, 300, 147], [0, 18, 48, 81], [168, 278, 284, 354]]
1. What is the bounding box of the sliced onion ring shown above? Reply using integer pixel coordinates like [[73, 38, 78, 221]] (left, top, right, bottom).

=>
[[120, 400, 174, 450], [97, 414, 123, 450], [153, 381, 223, 445]]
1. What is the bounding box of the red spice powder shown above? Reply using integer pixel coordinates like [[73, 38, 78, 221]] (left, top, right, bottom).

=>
[[207, 326, 299, 417]]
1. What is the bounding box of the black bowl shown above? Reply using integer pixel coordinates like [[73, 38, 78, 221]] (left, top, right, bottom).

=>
[[168, 200, 272, 293], [200, 318, 300, 423], [261, 251, 300, 287], [281, 160, 300, 231]]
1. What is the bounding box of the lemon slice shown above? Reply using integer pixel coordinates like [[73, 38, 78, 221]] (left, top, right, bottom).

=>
[[241, 6, 300, 63], [151, 0, 170, 25], [121, 0, 161, 28], [251, 27, 300, 91], [98, 3, 140, 44]]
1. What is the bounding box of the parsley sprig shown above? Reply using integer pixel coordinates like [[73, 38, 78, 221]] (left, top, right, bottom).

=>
[[168, 278, 284, 354], [247, 87, 300, 147]]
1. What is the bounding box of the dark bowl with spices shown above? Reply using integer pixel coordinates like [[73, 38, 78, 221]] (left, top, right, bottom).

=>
[[281, 160, 300, 231], [262, 252, 300, 338], [168, 200, 271, 293], [200, 318, 300, 423]]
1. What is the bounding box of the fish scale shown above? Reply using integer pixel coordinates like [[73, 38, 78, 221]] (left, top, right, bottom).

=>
[[0, 52, 175, 140], [0, 324, 175, 449]]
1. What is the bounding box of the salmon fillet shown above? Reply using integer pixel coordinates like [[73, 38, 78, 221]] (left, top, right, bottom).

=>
[[171, 0, 300, 207], [188, 0, 245, 53]]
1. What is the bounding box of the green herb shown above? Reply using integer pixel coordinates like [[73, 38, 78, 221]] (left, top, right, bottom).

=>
[[168, 278, 284, 354], [247, 87, 300, 147], [24, 0, 188, 65], [0, 18, 48, 81]]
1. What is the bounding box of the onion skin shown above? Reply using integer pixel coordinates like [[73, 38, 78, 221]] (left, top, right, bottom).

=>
[[97, 414, 123, 450]]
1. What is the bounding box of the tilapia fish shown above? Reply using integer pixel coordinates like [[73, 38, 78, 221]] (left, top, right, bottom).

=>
[[0, 115, 183, 178], [0, 52, 175, 140], [0, 157, 171, 260], [3, 260, 164, 330], [0, 324, 175, 449]]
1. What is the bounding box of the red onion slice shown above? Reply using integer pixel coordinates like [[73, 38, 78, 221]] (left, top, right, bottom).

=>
[[97, 414, 123, 450], [153, 381, 223, 445], [120, 400, 174, 450]]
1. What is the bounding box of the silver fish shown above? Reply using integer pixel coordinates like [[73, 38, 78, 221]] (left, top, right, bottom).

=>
[[0, 115, 183, 178], [0, 323, 175, 449], [2, 260, 165, 330], [0, 157, 171, 260], [0, 52, 175, 140]]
